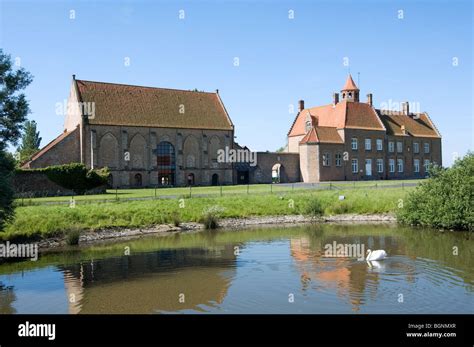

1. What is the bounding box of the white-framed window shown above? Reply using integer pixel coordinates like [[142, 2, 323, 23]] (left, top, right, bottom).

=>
[[413, 142, 419, 153], [376, 139, 383, 151], [389, 159, 395, 173], [397, 141, 403, 153], [388, 141, 395, 153], [335, 153, 342, 167], [365, 138, 371, 151], [377, 159, 384, 173], [424, 142, 430, 153], [351, 138, 358, 150], [397, 159, 404, 172], [323, 153, 331, 167], [414, 159, 420, 173], [424, 159, 430, 169], [351, 159, 358, 173]]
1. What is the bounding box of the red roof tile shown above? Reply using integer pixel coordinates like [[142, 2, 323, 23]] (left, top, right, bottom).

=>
[[288, 100, 385, 136], [299, 126, 343, 144], [21, 128, 78, 168], [377, 110, 440, 138], [342, 74, 359, 91], [76, 80, 233, 130]]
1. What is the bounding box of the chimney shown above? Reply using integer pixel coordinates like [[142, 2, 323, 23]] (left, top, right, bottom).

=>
[[72, 74, 76, 80], [333, 93, 339, 105], [298, 100, 305, 112], [367, 93, 373, 106], [402, 102, 410, 115]]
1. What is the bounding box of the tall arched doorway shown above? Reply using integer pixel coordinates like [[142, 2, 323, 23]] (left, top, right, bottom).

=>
[[155, 141, 176, 186], [211, 173, 219, 186]]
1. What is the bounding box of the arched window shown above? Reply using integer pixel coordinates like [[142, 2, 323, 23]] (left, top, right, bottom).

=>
[[134, 173, 142, 187], [155, 141, 176, 186]]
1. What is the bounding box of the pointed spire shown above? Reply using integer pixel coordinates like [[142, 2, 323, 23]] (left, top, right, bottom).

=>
[[342, 74, 359, 91]]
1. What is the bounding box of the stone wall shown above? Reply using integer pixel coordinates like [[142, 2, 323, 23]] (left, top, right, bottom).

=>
[[250, 152, 300, 184]]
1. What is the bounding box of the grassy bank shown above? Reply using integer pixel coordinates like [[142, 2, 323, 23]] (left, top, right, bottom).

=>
[[15, 180, 420, 205], [2, 187, 411, 241]]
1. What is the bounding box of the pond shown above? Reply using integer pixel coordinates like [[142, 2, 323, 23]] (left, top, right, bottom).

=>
[[0, 224, 472, 314]]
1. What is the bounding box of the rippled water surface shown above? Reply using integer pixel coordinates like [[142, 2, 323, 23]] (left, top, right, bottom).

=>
[[0, 224, 472, 314]]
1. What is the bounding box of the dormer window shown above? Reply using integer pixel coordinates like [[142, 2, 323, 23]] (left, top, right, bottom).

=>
[[348, 92, 352, 97]]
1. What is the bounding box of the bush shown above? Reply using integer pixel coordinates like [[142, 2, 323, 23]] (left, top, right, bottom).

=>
[[65, 228, 81, 245], [303, 197, 324, 219], [170, 211, 181, 227], [17, 163, 110, 195], [200, 205, 224, 229], [0, 151, 16, 231], [397, 153, 474, 231]]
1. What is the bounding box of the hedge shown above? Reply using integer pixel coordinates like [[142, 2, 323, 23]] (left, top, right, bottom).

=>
[[16, 163, 110, 195]]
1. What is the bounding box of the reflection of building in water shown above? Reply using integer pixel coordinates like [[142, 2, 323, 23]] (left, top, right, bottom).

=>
[[290, 236, 388, 312], [61, 245, 237, 314]]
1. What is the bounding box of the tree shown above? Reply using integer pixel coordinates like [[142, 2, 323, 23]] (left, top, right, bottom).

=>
[[17, 120, 41, 162], [0, 49, 33, 231]]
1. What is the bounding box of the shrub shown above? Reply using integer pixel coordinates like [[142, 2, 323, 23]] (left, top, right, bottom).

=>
[[16, 163, 110, 195], [170, 211, 181, 227], [65, 228, 81, 245], [397, 153, 474, 231], [200, 205, 224, 229], [303, 197, 324, 219]]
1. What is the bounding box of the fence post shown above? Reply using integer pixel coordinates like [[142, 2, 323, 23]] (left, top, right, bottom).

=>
[[375, 183, 378, 189], [402, 182, 404, 190], [329, 183, 332, 190], [189, 185, 192, 198], [115, 188, 118, 200], [220, 185, 223, 197], [270, 184, 273, 194], [247, 184, 249, 194], [154, 187, 157, 199], [292, 183, 294, 191]]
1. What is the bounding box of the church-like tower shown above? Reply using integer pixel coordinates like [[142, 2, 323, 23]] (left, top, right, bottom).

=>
[[340, 74, 359, 102]]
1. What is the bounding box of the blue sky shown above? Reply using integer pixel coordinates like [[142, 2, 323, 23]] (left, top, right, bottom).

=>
[[0, 0, 472, 166]]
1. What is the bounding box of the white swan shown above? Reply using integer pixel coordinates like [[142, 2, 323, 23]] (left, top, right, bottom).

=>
[[366, 249, 387, 261]]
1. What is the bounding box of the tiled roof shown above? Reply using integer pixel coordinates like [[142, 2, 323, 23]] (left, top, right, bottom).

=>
[[342, 74, 359, 91], [75, 80, 233, 130], [299, 126, 343, 144], [314, 126, 344, 144], [376, 110, 440, 138], [21, 128, 78, 168], [288, 100, 385, 136]]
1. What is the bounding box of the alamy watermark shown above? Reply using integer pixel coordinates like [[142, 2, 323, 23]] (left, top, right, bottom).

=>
[[55, 99, 96, 119], [217, 146, 257, 167], [0, 241, 38, 261], [324, 241, 365, 260]]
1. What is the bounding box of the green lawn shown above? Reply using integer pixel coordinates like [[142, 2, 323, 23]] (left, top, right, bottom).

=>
[[15, 179, 422, 205], [4, 186, 413, 241]]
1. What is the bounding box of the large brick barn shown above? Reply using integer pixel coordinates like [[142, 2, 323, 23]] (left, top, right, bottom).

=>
[[24, 76, 235, 187]]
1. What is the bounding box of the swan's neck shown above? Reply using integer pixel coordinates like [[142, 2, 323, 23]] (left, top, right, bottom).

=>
[[366, 251, 372, 260]]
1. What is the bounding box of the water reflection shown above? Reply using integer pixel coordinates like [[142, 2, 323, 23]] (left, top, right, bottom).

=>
[[0, 224, 472, 314]]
